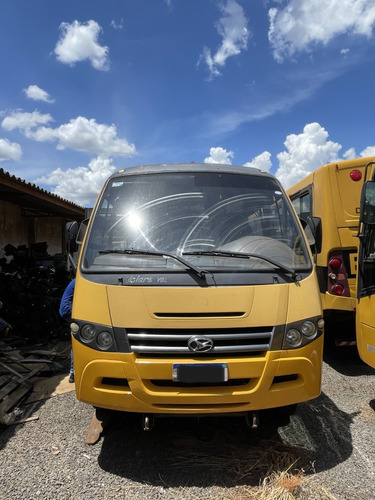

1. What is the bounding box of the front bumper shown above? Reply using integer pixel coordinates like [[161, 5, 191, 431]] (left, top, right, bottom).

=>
[[72, 335, 323, 414]]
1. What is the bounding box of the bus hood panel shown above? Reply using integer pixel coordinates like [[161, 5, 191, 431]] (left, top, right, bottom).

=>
[[106, 284, 289, 328]]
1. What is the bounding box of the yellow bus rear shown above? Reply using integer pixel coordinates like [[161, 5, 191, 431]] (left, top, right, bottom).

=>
[[287, 157, 375, 346], [70, 163, 323, 423]]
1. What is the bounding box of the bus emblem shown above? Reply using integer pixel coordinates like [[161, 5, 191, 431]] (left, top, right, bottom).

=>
[[188, 336, 214, 352]]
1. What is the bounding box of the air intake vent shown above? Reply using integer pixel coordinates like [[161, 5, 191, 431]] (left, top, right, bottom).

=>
[[154, 312, 245, 318]]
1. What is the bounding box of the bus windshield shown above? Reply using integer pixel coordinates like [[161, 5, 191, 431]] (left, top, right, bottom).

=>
[[81, 171, 311, 273]]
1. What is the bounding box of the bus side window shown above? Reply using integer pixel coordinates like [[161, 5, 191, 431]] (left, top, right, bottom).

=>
[[292, 191, 312, 221]]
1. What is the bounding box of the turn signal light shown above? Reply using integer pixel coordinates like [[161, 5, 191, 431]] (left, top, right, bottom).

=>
[[329, 258, 342, 270]]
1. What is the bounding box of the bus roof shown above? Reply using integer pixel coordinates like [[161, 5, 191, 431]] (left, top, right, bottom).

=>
[[287, 156, 375, 227], [288, 156, 375, 195], [111, 163, 276, 180]]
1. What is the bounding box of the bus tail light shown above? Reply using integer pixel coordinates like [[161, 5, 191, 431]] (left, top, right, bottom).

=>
[[327, 251, 350, 297], [332, 283, 345, 295], [350, 169, 362, 181]]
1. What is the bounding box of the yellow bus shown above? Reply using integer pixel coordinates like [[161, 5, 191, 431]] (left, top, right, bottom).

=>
[[356, 169, 375, 368], [68, 163, 324, 428], [287, 157, 375, 348]]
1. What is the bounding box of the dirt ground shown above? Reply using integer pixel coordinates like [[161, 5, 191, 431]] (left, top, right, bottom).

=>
[[0, 345, 374, 500]]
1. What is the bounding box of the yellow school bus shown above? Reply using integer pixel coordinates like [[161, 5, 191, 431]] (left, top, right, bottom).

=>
[[287, 157, 375, 347], [69, 163, 324, 427]]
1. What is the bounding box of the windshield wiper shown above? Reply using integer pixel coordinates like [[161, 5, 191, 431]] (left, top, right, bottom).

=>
[[182, 250, 300, 281], [98, 249, 209, 279]]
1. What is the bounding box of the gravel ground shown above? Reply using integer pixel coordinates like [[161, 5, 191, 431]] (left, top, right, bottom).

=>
[[0, 346, 374, 500]]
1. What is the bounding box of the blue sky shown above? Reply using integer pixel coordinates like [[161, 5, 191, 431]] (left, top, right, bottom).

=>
[[2, 0, 375, 206]]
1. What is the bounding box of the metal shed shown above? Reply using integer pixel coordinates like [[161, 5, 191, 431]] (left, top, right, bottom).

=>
[[0, 168, 85, 256]]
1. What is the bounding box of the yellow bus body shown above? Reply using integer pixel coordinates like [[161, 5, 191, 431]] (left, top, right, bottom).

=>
[[70, 163, 323, 415], [287, 157, 375, 343], [355, 173, 375, 369], [72, 275, 322, 414], [355, 299, 375, 369]]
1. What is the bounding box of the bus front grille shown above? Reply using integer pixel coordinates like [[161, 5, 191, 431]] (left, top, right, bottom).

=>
[[126, 327, 274, 357]]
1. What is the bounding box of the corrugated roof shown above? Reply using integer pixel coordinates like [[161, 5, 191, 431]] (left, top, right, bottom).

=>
[[0, 168, 85, 219]]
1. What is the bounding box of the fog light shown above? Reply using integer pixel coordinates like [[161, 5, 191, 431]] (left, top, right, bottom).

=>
[[301, 320, 316, 338], [286, 328, 302, 347], [81, 324, 96, 342], [97, 331, 113, 350]]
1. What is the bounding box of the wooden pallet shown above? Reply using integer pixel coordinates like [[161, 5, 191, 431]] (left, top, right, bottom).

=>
[[0, 341, 62, 424]]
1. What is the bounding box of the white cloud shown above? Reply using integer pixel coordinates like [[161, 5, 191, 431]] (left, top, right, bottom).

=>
[[36, 156, 117, 206], [268, 0, 375, 62], [33, 116, 136, 156], [343, 147, 356, 159], [2, 110, 53, 136], [54, 20, 109, 71], [23, 85, 55, 103], [199, 0, 250, 79], [0, 138, 22, 162], [2, 112, 135, 157], [244, 151, 272, 172], [275, 122, 342, 188], [204, 146, 234, 164], [360, 145, 375, 157], [341, 48, 350, 57], [110, 19, 124, 30], [204, 70, 339, 137]]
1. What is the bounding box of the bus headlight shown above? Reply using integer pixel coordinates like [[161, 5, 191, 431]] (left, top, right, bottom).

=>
[[301, 320, 317, 338], [97, 331, 114, 350], [282, 316, 324, 349], [72, 320, 118, 352], [81, 324, 97, 342], [285, 328, 302, 347]]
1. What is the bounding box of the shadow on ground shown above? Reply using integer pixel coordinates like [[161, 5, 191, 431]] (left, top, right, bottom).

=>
[[98, 391, 354, 488], [323, 344, 375, 377]]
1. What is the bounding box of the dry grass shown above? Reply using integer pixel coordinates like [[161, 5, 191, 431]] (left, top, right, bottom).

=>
[[165, 434, 338, 500], [171, 437, 303, 482], [225, 472, 340, 500], [106, 415, 339, 500], [256, 468, 305, 499]]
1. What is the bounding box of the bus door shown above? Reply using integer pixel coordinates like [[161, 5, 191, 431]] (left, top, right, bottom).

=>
[[356, 170, 375, 368]]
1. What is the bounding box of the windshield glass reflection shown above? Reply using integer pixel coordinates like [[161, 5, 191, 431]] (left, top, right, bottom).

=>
[[82, 172, 311, 273]]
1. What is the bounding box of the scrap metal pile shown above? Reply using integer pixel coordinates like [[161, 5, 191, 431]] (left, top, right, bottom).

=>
[[0, 242, 73, 425], [0, 242, 73, 341]]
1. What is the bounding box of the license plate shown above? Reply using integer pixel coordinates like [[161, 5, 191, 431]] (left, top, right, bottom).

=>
[[172, 363, 228, 383]]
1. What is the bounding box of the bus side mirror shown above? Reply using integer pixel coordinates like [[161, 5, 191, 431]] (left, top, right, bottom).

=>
[[76, 218, 89, 245], [300, 216, 322, 254], [361, 182, 375, 225], [65, 221, 79, 253]]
